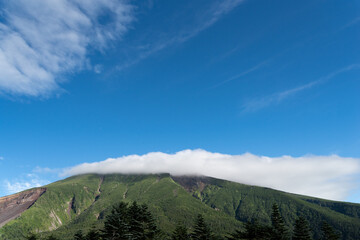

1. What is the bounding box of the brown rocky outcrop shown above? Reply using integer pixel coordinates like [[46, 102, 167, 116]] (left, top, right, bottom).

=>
[[0, 188, 46, 227], [171, 175, 210, 192]]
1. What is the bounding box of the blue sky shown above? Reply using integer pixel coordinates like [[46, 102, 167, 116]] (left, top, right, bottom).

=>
[[0, 0, 359, 202]]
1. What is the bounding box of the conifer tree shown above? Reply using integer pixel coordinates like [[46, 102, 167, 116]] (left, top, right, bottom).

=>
[[45, 235, 59, 240], [320, 222, 340, 240], [26, 234, 37, 240], [128, 201, 143, 239], [270, 203, 288, 240], [227, 219, 271, 240], [86, 227, 101, 240], [140, 204, 158, 239], [100, 201, 158, 240], [74, 230, 85, 240], [292, 216, 312, 240], [102, 202, 129, 240], [172, 225, 190, 240], [191, 214, 212, 240]]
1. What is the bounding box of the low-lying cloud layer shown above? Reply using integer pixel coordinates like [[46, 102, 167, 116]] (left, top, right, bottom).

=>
[[0, 0, 134, 97], [65, 149, 360, 201]]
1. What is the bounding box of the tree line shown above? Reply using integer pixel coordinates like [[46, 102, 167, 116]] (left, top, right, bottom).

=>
[[227, 204, 341, 240], [27, 202, 341, 240]]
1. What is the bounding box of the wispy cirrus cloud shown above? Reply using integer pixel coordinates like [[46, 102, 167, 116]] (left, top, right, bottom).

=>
[[340, 16, 360, 31], [117, 0, 245, 70], [241, 64, 360, 112], [64, 149, 360, 201], [173, 0, 245, 43], [0, 0, 134, 97], [208, 59, 270, 90]]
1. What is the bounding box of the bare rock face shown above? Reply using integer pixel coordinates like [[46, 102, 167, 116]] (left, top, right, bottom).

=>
[[0, 188, 46, 227], [171, 175, 210, 192]]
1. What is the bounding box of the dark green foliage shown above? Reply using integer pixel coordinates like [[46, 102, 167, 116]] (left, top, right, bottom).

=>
[[85, 227, 101, 240], [102, 202, 129, 239], [140, 204, 158, 239], [292, 216, 312, 240], [191, 214, 212, 240], [26, 234, 38, 240], [270, 204, 289, 240], [172, 225, 190, 240], [127, 201, 158, 239], [320, 222, 340, 240], [101, 201, 158, 240], [127, 202, 143, 239], [74, 230, 85, 240], [227, 230, 243, 240], [227, 219, 272, 240], [45, 235, 59, 240], [227, 204, 293, 240]]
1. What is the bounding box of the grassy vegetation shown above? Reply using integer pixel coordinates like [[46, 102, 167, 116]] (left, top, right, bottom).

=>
[[187, 177, 360, 239], [0, 174, 101, 239], [0, 174, 359, 239], [47, 174, 241, 239]]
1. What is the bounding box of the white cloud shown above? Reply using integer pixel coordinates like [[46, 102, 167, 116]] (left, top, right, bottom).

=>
[[4, 175, 49, 195], [64, 149, 360, 201], [0, 156, 4, 161], [242, 64, 360, 112], [0, 0, 134, 97]]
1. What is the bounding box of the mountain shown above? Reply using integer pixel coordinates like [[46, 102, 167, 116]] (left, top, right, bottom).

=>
[[0, 188, 46, 228], [0, 173, 360, 239]]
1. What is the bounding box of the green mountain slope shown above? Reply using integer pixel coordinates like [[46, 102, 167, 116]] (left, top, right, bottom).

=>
[[0, 174, 359, 239], [172, 176, 360, 239]]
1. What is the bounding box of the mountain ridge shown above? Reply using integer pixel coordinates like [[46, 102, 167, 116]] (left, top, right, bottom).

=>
[[0, 173, 359, 239]]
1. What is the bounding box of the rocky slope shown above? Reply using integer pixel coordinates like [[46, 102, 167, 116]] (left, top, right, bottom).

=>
[[0, 188, 46, 227]]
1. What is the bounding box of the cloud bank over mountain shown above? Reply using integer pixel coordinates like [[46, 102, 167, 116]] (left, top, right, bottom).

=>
[[65, 149, 360, 201]]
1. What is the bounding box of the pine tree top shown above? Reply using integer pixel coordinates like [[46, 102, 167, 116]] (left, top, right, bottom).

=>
[[293, 216, 312, 240]]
